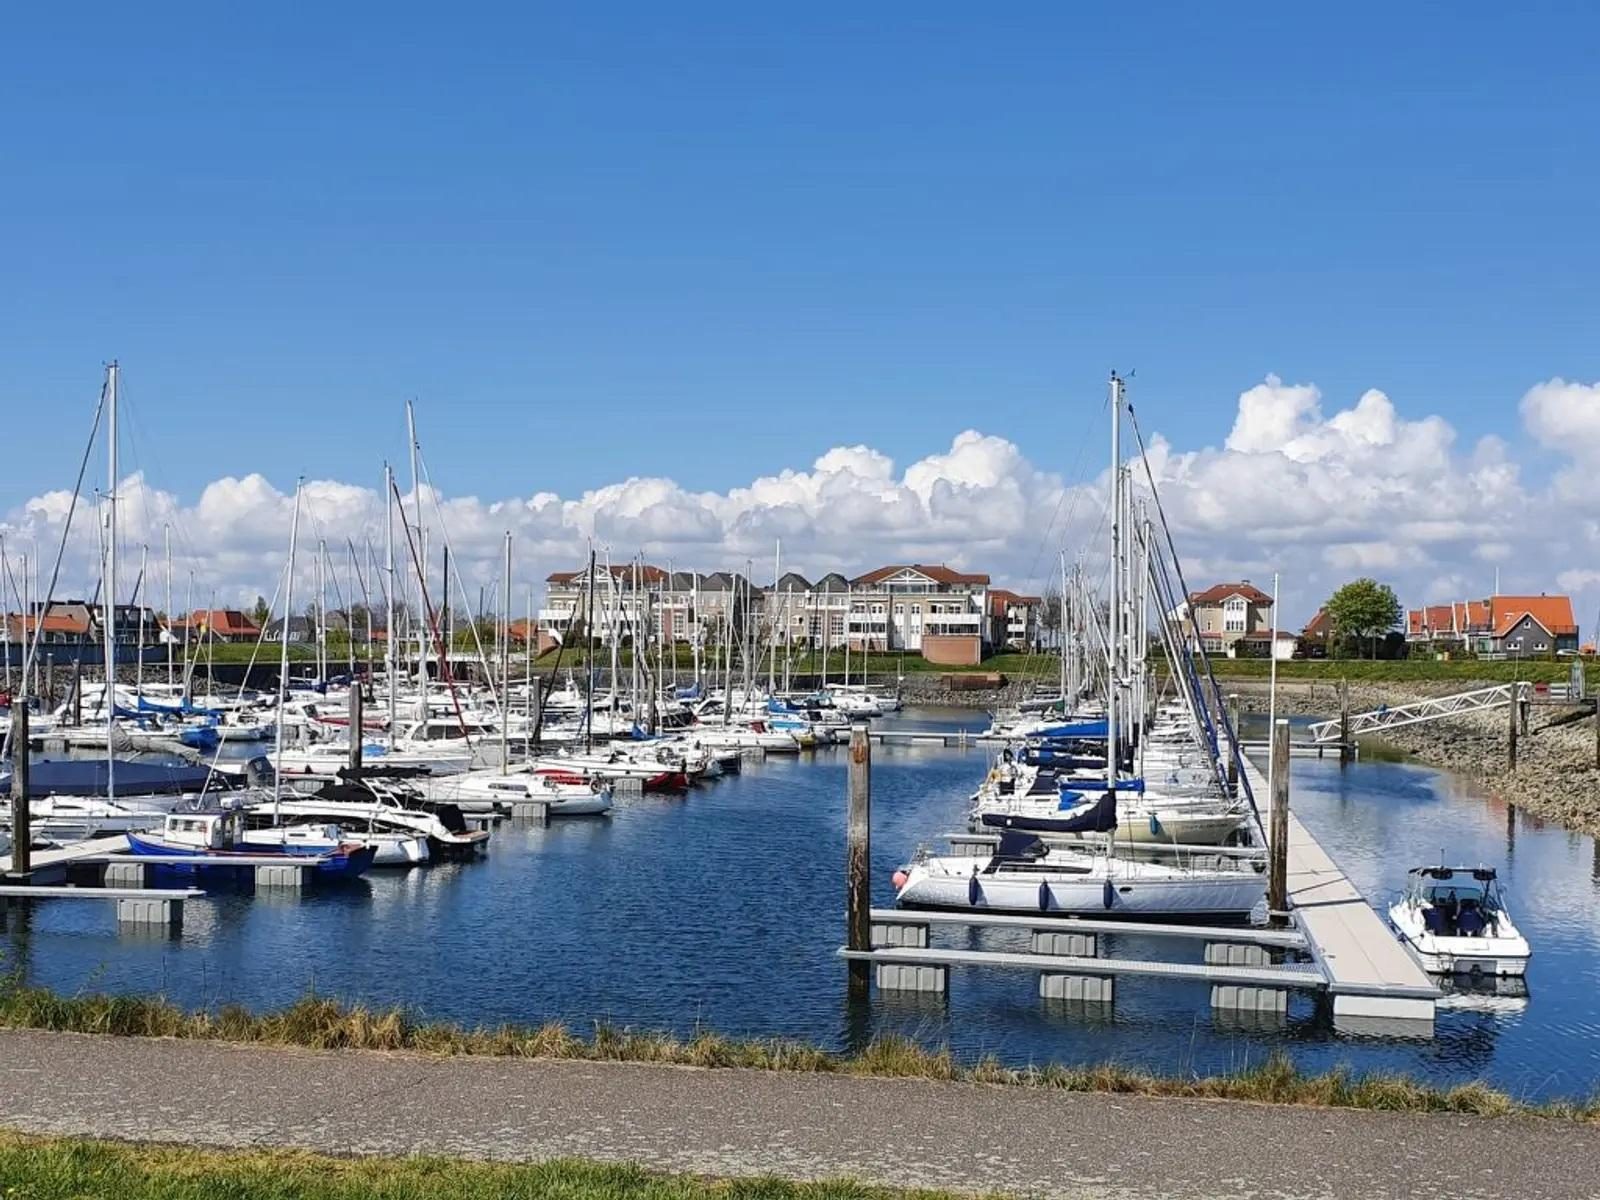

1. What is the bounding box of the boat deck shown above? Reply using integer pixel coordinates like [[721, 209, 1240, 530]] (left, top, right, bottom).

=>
[[1242, 750, 1438, 1025]]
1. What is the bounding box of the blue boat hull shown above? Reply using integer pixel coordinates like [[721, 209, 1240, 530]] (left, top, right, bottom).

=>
[[124, 832, 375, 879]]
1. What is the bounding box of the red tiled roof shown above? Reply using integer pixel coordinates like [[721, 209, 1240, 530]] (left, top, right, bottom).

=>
[[1491, 594, 1577, 639], [187, 609, 262, 637], [1301, 608, 1332, 637], [1188, 582, 1272, 606], [987, 589, 1042, 616], [852, 563, 991, 587]]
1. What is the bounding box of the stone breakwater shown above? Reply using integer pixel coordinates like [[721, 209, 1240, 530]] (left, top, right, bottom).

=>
[[1229, 680, 1600, 837]]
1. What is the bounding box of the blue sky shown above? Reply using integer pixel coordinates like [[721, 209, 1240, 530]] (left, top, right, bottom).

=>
[[4, 2, 1597, 505]]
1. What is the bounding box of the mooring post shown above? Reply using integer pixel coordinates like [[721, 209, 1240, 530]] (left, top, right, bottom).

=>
[[347, 683, 363, 773], [1594, 686, 1599, 771], [1268, 717, 1290, 925], [847, 720, 872, 998], [8, 701, 30, 879], [1225, 693, 1239, 787], [1507, 679, 1518, 770], [1338, 677, 1351, 765], [71, 657, 82, 727], [44, 654, 54, 708]]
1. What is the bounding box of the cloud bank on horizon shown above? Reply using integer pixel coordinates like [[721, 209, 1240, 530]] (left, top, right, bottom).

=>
[[3, 375, 1598, 628]]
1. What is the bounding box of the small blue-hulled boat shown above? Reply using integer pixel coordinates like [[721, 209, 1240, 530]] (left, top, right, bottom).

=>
[[125, 810, 375, 879]]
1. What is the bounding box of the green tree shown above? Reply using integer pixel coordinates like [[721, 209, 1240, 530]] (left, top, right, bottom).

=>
[[249, 595, 271, 629], [1323, 578, 1402, 660]]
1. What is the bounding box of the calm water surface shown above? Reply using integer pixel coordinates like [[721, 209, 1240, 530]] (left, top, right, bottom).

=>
[[11, 707, 1599, 1100]]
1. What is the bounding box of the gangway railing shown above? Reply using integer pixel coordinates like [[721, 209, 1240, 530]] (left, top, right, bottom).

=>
[[1306, 683, 1531, 744]]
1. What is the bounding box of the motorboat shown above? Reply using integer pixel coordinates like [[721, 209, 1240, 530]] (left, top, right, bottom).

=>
[[126, 810, 376, 879], [424, 766, 614, 816], [247, 776, 489, 861], [1388, 865, 1531, 977], [242, 821, 429, 867], [894, 828, 1266, 920]]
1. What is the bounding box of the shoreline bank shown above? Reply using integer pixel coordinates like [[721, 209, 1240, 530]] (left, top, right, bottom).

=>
[[1230, 679, 1600, 836]]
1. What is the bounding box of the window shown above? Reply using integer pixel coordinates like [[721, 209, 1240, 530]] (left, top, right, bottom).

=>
[[1224, 618, 1245, 633], [1535, 642, 1547, 651]]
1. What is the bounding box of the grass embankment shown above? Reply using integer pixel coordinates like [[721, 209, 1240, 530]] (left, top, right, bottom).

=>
[[0, 985, 1590, 1121], [0, 1134, 927, 1200]]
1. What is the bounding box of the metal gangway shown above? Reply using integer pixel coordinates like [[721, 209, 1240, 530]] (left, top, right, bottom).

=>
[[1306, 682, 1531, 744]]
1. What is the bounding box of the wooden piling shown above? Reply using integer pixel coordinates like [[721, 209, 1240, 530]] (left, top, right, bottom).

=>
[[847, 721, 871, 998], [1507, 680, 1518, 770], [44, 655, 54, 708], [1338, 678, 1351, 765], [8, 702, 29, 879], [1268, 717, 1290, 926], [71, 657, 82, 727], [348, 684, 363, 773], [1225, 694, 1239, 787]]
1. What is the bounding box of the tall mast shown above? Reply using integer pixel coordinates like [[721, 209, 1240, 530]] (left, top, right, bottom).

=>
[[1106, 371, 1121, 789], [136, 544, 147, 699], [164, 524, 173, 691], [768, 539, 780, 697], [384, 463, 398, 750], [273, 482, 304, 821], [1, 536, 9, 693], [104, 361, 119, 802], [584, 545, 597, 753], [1058, 550, 1068, 702], [500, 529, 511, 772]]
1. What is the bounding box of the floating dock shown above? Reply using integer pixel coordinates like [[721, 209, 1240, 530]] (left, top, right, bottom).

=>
[[1240, 749, 1439, 1029]]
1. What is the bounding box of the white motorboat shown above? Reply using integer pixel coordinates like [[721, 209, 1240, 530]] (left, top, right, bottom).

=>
[[1388, 865, 1531, 977], [424, 766, 614, 817], [894, 829, 1266, 920], [242, 821, 429, 867]]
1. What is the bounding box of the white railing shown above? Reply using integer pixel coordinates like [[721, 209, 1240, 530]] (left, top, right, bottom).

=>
[[1306, 683, 1532, 744]]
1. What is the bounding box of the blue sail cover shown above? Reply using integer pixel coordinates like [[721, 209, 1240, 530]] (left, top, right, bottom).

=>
[[1034, 719, 1108, 740], [675, 682, 703, 700], [0, 757, 217, 798], [1053, 787, 1119, 834]]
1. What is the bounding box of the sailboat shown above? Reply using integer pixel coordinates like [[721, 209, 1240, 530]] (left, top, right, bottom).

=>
[[896, 373, 1266, 921]]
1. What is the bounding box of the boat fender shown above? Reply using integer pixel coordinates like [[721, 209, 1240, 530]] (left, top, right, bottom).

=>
[[892, 869, 909, 890], [1102, 879, 1115, 910], [1038, 881, 1050, 912], [968, 874, 982, 906], [1149, 813, 1162, 836]]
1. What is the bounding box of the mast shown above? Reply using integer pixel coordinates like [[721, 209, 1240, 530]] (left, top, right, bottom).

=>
[[691, 571, 701, 687], [768, 539, 780, 697], [384, 463, 398, 750], [1106, 371, 1121, 790], [135, 545, 146, 700], [164, 524, 173, 691], [1058, 550, 1068, 701], [273, 482, 304, 821], [500, 530, 511, 773], [584, 545, 597, 753], [2, 536, 10, 693], [104, 361, 118, 801]]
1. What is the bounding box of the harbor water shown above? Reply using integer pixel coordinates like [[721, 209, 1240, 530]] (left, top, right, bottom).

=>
[[8, 707, 1599, 1102]]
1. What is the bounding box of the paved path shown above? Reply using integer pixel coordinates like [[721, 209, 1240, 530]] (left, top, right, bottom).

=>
[[0, 1030, 1593, 1198]]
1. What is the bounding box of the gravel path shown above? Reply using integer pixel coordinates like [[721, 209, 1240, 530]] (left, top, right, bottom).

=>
[[0, 1029, 1593, 1198]]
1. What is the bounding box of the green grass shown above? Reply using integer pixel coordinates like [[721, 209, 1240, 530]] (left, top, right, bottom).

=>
[[0, 984, 1592, 1121], [0, 1134, 945, 1200]]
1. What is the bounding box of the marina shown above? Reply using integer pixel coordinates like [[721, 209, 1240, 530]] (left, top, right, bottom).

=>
[[1, 706, 1596, 1100]]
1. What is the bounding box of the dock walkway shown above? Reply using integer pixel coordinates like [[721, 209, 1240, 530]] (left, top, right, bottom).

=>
[[0, 1028, 1587, 1199], [1242, 750, 1438, 1026]]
